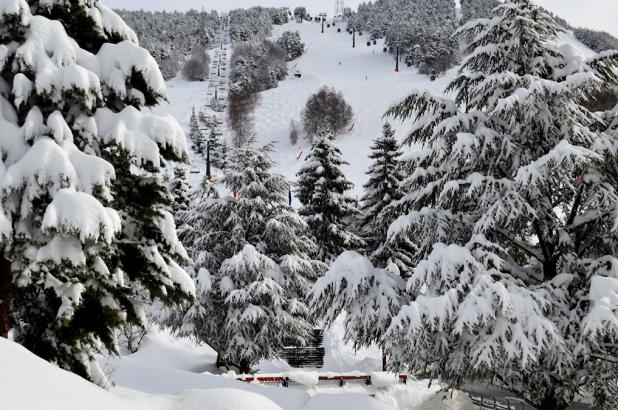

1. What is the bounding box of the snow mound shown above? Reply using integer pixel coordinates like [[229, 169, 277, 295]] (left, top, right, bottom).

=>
[[287, 370, 320, 387], [0, 338, 134, 410], [369, 372, 400, 388], [172, 388, 282, 410], [302, 393, 397, 410]]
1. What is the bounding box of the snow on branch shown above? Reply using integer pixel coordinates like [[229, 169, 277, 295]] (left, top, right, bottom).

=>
[[95, 106, 187, 168]]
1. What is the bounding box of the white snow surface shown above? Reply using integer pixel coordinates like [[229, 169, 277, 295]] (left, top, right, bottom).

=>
[[0, 337, 135, 410], [158, 21, 595, 201], [1, 15, 600, 410]]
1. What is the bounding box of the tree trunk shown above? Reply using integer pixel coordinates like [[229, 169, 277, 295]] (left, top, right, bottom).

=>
[[215, 352, 225, 368], [239, 359, 251, 375], [539, 392, 568, 410], [382, 351, 387, 371], [543, 257, 558, 282], [0, 257, 12, 338]]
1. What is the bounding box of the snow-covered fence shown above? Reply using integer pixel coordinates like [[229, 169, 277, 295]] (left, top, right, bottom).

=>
[[236, 373, 409, 388], [465, 391, 528, 410]]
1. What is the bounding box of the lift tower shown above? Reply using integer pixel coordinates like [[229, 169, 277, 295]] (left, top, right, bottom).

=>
[[334, 0, 345, 20]]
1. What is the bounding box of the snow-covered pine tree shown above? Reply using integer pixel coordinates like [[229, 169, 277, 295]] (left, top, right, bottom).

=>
[[276, 30, 305, 61], [297, 129, 365, 262], [207, 125, 226, 170], [360, 123, 404, 257], [171, 166, 191, 213], [0, 0, 193, 384], [383, 1, 618, 409], [189, 107, 205, 155], [309, 125, 404, 369], [178, 140, 324, 372], [460, 0, 500, 25], [309, 251, 404, 369]]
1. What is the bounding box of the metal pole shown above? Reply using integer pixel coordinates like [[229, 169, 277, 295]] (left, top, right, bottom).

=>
[[353, 29, 356, 48], [206, 141, 212, 181], [395, 46, 400, 72]]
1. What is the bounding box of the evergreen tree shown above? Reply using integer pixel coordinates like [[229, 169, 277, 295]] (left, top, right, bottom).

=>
[[178, 140, 324, 372], [382, 2, 618, 409], [310, 124, 405, 369], [297, 129, 365, 262], [460, 0, 500, 25], [116, 9, 219, 80], [171, 166, 191, 213], [0, 0, 193, 384], [277, 30, 305, 61], [189, 108, 205, 155], [207, 125, 225, 170], [360, 123, 404, 258], [309, 251, 404, 369]]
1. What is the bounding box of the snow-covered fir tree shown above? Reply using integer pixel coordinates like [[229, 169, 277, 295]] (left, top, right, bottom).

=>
[[297, 129, 365, 262], [189, 108, 206, 155], [229, 7, 288, 42], [381, 1, 618, 409], [460, 0, 500, 25], [207, 126, 225, 170], [309, 124, 404, 369], [0, 0, 194, 385], [359, 123, 404, 258], [178, 140, 324, 373], [309, 251, 404, 370], [116, 9, 219, 80], [350, 0, 459, 74], [276, 30, 305, 61], [574, 27, 618, 53], [171, 166, 191, 213]]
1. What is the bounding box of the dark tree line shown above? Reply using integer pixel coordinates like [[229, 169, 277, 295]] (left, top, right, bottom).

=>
[[229, 7, 289, 42], [228, 40, 288, 146], [348, 0, 459, 75], [116, 9, 219, 79]]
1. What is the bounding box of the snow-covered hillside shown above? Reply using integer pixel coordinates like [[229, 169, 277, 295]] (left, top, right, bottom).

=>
[[3, 329, 447, 410], [158, 20, 595, 201]]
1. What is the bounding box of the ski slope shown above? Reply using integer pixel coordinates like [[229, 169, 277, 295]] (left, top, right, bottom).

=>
[[157, 21, 595, 202], [255, 21, 455, 200]]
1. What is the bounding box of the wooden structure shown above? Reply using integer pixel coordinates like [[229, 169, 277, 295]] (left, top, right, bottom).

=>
[[280, 329, 324, 368]]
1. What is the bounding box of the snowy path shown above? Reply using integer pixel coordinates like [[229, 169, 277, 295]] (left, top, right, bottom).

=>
[[253, 21, 456, 200]]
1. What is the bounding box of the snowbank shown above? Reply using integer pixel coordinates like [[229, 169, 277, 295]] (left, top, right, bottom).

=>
[[168, 388, 283, 410], [0, 338, 134, 410], [302, 393, 397, 410], [369, 372, 400, 388], [287, 370, 320, 387]]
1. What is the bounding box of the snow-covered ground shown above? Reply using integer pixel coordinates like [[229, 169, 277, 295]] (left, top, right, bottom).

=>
[[254, 21, 455, 200], [156, 20, 456, 200], [156, 20, 595, 202], [2, 16, 599, 410], [100, 325, 449, 410]]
